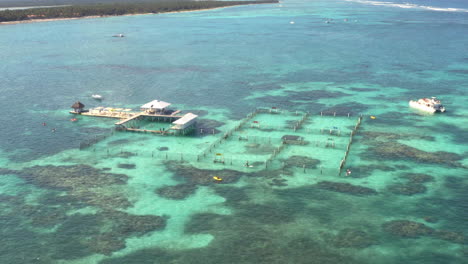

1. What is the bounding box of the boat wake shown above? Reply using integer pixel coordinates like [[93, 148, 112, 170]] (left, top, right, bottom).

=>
[[344, 0, 468, 12]]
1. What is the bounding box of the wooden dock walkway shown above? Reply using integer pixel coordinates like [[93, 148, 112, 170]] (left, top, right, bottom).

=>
[[115, 113, 143, 125], [125, 128, 174, 135], [71, 108, 184, 124], [70, 110, 138, 120]]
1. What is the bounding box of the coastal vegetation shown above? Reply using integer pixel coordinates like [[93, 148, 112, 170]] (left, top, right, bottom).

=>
[[0, 0, 278, 22]]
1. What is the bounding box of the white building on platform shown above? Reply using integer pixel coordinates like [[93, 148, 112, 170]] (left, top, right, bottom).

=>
[[171, 113, 198, 134], [140, 100, 171, 114]]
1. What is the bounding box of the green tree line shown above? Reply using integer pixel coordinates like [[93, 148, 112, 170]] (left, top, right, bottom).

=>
[[0, 0, 278, 22]]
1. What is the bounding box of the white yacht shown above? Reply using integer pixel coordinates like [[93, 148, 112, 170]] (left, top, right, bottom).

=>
[[409, 97, 445, 113], [92, 94, 103, 100]]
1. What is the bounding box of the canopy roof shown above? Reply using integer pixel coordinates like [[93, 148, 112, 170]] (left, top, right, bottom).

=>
[[141, 100, 171, 109], [172, 113, 198, 125], [71, 101, 85, 108]]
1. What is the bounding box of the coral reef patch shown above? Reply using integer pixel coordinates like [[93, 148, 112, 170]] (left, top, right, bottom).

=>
[[282, 155, 321, 169], [12, 165, 131, 210], [388, 183, 427, 196], [317, 181, 378, 196], [332, 228, 377, 248], [382, 220, 433, 238], [365, 142, 464, 168], [117, 163, 136, 169], [164, 161, 244, 185], [155, 183, 198, 200], [382, 220, 466, 244]]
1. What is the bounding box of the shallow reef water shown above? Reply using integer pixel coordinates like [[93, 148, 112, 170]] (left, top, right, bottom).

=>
[[0, 0, 468, 263]]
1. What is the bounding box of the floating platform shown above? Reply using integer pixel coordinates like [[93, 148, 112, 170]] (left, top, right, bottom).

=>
[[71, 104, 195, 135], [70, 107, 139, 119]]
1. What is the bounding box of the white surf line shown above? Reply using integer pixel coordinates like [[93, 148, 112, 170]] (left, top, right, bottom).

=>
[[344, 0, 468, 12]]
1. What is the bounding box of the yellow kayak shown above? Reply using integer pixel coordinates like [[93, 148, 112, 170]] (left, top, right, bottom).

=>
[[213, 176, 223, 181]]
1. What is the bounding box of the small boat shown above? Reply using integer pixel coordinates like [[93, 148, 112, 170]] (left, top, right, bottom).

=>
[[112, 34, 125, 38], [213, 176, 223, 181], [409, 97, 445, 113], [92, 94, 103, 100]]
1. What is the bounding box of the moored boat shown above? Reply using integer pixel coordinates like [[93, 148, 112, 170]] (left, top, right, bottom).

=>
[[409, 97, 445, 113]]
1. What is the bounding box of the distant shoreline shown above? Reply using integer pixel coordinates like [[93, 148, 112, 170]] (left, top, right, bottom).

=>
[[0, 10, 191, 25], [0, 1, 276, 25]]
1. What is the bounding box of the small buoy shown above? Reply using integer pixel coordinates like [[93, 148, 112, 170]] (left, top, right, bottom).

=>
[[370, 116, 376, 119], [213, 176, 223, 181], [290, 21, 295, 24]]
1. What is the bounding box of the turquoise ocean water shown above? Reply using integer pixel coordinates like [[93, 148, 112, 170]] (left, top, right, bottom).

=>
[[0, 0, 467, 263]]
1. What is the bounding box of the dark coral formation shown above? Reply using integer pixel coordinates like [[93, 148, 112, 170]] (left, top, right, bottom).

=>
[[401, 173, 434, 183], [388, 183, 427, 196], [13, 165, 131, 210], [115, 151, 137, 158], [244, 143, 277, 155], [156, 183, 198, 200], [0, 189, 167, 263], [51, 210, 166, 257], [382, 220, 433, 238], [387, 173, 434, 196], [179, 211, 358, 264], [108, 139, 130, 146], [382, 220, 467, 244], [433, 230, 466, 244], [102, 210, 167, 237], [195, 119, 225, 135], [365, 142, 464, 168], [344, 164, 396, 178], [196, 118, 224, 129], [423, 216, 439, 223], [117, 163, 136, 169], [164, 161, 244, 185], [157, 147, 169, 151], [30, 206, 69, 228], [317, 181, 378, 196], [323, 102, 369, 115], [361, 131, 435, 142], [283, 155, 321, 169], [269, 178, 288, 187], [444, 176, 466, 190], [18, 165, 127, 190], [332, 229, 377, 248], [87, 232, 126, 255], [236, 203, 297, 225], [360, 131, 463, 168]]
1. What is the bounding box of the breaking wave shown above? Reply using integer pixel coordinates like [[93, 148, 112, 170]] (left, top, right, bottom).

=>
[[345, 0, 468, 12]]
